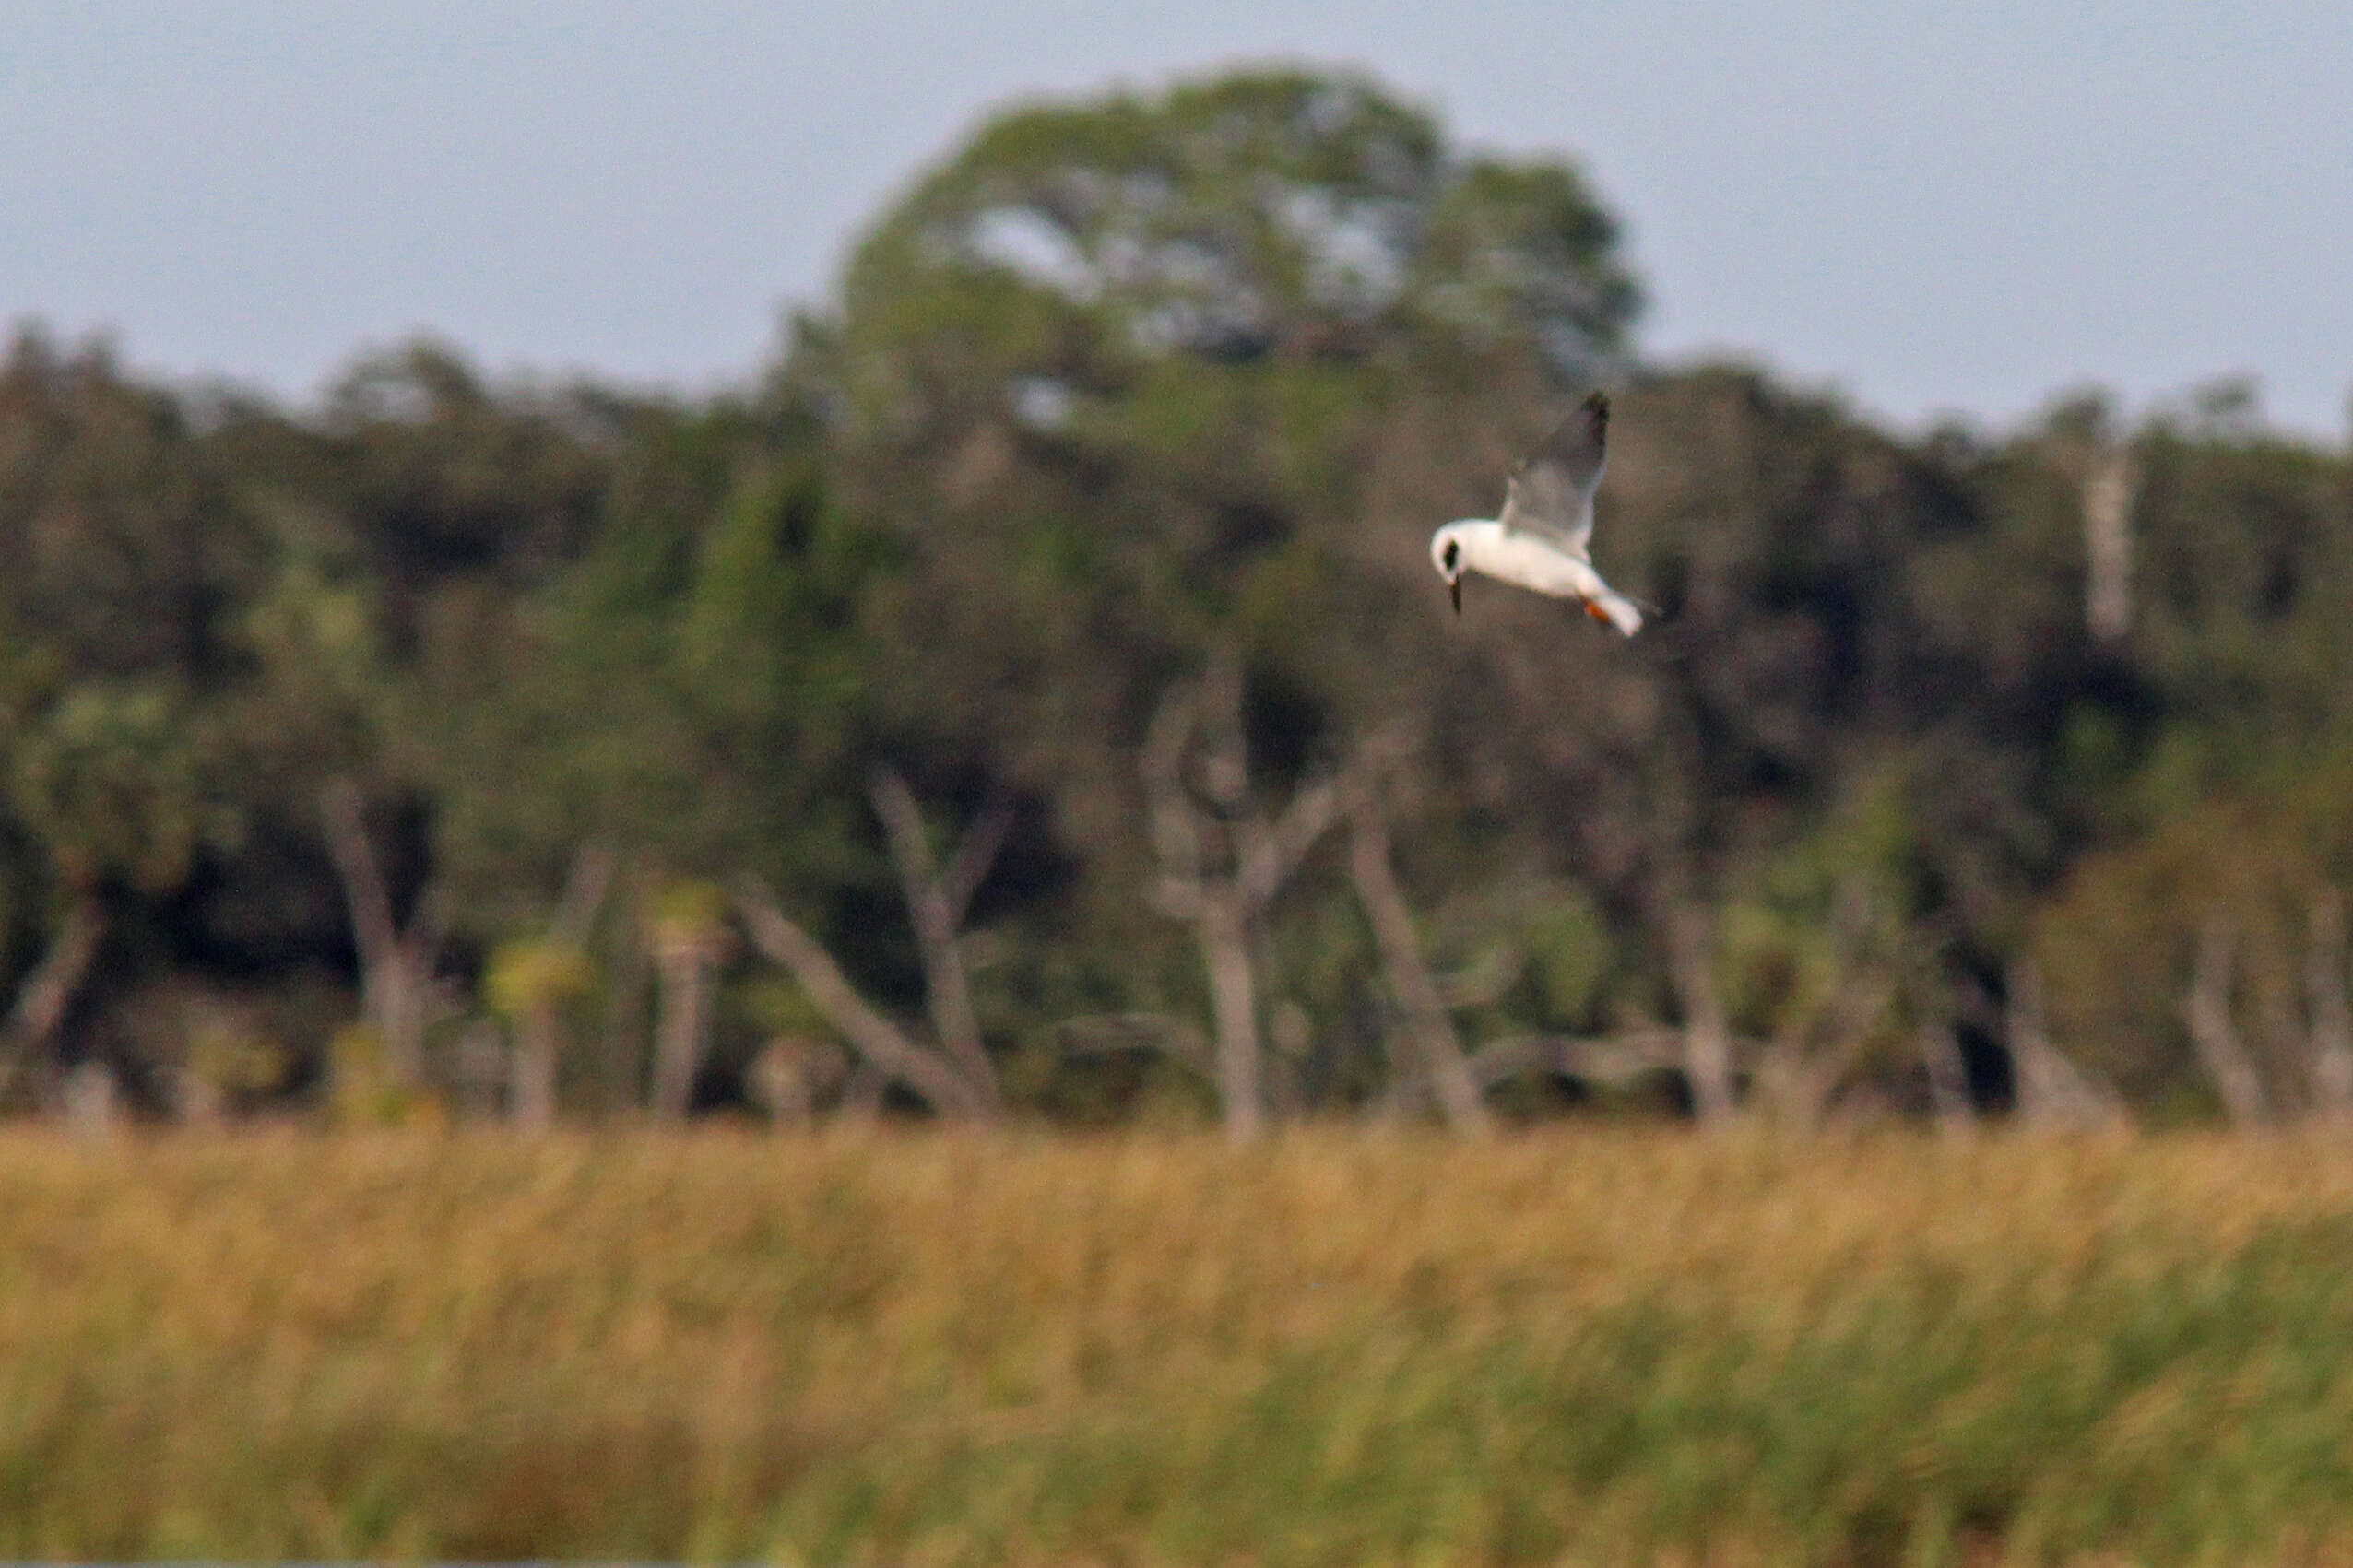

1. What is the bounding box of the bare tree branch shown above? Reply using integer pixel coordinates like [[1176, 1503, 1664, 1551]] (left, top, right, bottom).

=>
[[0, 893, 106, 1101], [869, 770, 1000, 1101], [2004, 960, 2124, 1126], [1240, 776, 1342, 908], [869, 771, 938, 888], [940, 794, 1014, 932], [5, 893, 103, 1048], [1149, 876, 1206, 920], [1746, 883, 1902, 1126], [1141, 684, 1204, 883], [1057, 1012, 1213, 1076], [1343, 768, 1489, 1133], [733, 876, 992, 1118], [1194, 647, 1248, 809], [1463, 1027, 1709, 1092], [1136, 667, 1342, 1141]]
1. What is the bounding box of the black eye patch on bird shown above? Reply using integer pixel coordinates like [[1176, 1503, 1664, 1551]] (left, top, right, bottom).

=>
[[1442, 540, 1459, 571]]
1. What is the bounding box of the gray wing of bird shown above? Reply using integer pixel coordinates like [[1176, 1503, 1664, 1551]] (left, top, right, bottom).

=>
[[1499, 390, 1609, 556]]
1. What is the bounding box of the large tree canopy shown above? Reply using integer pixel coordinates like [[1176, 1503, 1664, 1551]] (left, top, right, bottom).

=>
[[0, 66, 2347, 1128], [812, 74, 1645, 845], [837, 71, 1638, 432]]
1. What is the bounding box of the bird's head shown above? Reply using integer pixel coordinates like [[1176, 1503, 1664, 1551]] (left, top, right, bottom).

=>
[[1429, 523, 1467, 615]]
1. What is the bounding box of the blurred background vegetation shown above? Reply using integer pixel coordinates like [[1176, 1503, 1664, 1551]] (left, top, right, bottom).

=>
[[4, 66, 2350, 1135]]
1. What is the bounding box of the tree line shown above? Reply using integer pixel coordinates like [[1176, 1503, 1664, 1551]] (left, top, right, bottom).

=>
[[3, 68, 2348, 1132]]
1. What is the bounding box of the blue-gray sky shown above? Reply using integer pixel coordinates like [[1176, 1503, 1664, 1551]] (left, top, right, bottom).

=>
[[6, 1, 2349, 436]]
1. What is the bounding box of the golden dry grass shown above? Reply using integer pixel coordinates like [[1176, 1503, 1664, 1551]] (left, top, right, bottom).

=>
[[4, 1126, 2353, 1563]]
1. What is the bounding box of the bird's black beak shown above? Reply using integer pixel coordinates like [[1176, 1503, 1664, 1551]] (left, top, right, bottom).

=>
[[1449, 577, 1462, 616]]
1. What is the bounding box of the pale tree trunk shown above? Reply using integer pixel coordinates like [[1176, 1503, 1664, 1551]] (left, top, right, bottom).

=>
[[600, 863, 654, 1109], [381, 925, 434, 1087], [1199, 891, 1264, 1141], [1668, 905, 1737, 1120], [1140, 659, 1342, 1141], [61, 1059, 118, 1138], [1344, 771, 1488, 1134], [838, 1062, 888, 1118], [321, 780, 443, 1087], [2184, 912, 2270, 1128], [511, 1002, 559, 1130], [0, 892, 104, 1102], [649, 936, 715, 1119], [505, 843, 613, 1128], [1918, 1022, 1975, 1129], [2304, 890, 2353, 1117], [452, 1020, 508, 1118], [2083, 445, 2138, 643]]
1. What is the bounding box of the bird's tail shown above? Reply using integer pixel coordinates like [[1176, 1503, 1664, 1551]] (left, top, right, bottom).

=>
[[1589, 586, 1643, 636]]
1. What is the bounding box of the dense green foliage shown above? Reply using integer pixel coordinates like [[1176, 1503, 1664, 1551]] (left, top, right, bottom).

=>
[[2, 67, 2349, 1124]]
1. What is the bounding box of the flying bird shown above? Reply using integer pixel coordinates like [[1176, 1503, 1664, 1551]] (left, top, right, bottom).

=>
[[1429, 391, 1642, 635]]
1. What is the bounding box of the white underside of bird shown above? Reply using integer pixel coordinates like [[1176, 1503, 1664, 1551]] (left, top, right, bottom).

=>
[[1430, 520, 1643, 634], [1430, 390, 1643, 636]]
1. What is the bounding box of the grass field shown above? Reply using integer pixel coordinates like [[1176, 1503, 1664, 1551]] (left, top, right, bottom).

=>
[[4, 1128, 2353, 1564]]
